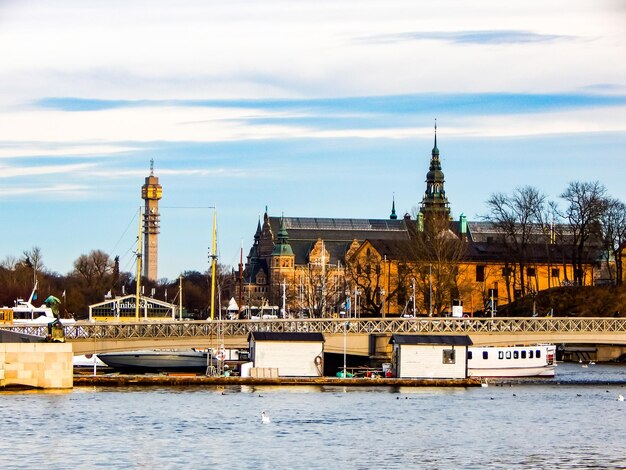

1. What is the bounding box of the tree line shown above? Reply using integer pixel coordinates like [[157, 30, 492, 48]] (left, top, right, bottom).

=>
[[0, 247, 234, 320]]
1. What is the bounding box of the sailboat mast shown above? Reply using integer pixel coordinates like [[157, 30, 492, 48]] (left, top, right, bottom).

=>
[[179, 273, 183, 321], [135, 206, 143, 321], [238, 241, 243, 310], [210, 207, 218, 320]]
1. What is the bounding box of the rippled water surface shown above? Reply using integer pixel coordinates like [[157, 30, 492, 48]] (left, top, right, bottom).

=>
[[1, 363, 626, 469]]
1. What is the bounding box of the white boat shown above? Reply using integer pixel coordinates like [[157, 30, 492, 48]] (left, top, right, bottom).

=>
[[98, 349, 214, 372], [468, 344, 556, 378], [73, 354, 107, 368], [8, 282, 75, 324]]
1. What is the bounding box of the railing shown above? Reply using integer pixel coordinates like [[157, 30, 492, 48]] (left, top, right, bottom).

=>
[[2, 317, 626, 341]]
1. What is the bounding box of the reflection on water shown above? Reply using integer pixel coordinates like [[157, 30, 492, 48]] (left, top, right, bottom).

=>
[[1, 363, 625, 469]]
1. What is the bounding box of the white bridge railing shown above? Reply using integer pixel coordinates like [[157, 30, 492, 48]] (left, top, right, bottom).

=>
[[3, 317, 626, 341]]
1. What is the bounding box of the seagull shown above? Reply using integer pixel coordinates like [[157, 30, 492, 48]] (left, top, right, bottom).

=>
[[261, 411, 271, 423], [618, 394, 624, 402]]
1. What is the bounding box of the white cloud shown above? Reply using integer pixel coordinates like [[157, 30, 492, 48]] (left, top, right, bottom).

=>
[[0, 162, 96, 178], [0, 184, 86, 197]]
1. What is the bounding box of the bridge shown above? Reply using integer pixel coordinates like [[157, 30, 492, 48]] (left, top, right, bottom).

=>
[[4, 317, 626, 359]]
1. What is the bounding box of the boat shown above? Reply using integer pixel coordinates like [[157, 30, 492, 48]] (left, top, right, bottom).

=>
[[8, 281, 75, 324], [98, 349, 215, 372], [467, 344, 556, 377], [73, 354, 107, 368]]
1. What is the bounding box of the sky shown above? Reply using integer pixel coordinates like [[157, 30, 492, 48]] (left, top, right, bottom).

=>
[[1, 0, 625, 280]]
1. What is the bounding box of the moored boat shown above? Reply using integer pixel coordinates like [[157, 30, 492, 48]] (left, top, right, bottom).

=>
[[7, 282, 75, 324], [468, 344, 556, 378], [98, 349, 213, 372]]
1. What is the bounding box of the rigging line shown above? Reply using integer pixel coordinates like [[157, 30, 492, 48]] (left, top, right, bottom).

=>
[[109, 210, 139, 256], [117, 239, 139, 270]]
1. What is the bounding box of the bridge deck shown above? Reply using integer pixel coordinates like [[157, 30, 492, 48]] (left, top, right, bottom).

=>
[[3, 317, 626, 355]]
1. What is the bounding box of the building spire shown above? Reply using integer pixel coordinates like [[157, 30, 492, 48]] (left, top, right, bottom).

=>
[[390, 194, 398, 220], [150, 158, 154, 176], [419, 121, 450, 220], [272, 215, 294, 256], [432, 119, 439, 156]]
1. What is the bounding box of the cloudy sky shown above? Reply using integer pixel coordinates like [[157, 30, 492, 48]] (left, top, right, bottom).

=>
[[1, 0, 625, 280]]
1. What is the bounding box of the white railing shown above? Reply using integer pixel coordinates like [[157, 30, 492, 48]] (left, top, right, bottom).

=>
[[3, 317, 626, 340]]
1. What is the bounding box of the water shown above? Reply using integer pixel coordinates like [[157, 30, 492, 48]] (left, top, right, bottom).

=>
[[1, 363, 625, 469]]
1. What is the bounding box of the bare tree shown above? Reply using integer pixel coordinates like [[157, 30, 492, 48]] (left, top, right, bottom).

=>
[[346, 245, 410, 317], [483, 186, 547, 297], [409, 216, 469, 315], [560, 181, 608, 285], [600, 197, 626, 286]]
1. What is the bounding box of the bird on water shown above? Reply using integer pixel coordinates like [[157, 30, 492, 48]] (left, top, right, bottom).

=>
[[261, 411, 271, 423]]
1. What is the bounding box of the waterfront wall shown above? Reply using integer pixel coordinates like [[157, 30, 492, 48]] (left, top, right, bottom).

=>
[[0, 343, 73, 389]]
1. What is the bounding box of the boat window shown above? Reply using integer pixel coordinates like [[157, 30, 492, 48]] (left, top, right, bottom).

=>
[[536, 350, 541, 358], [513, 351, 519, 359], [442, 349, 456, 364], [521, 351, 527, 359], [468, 351, 473, 360], [529, 350, 534, 359], [483, 351, 488, 360], [498, 351, 503, 360], [505, 351, 511, 359]]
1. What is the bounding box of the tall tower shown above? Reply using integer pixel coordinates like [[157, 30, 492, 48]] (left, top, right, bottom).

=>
[[419, 121, 450, 220], [141, 159, 162, 281]]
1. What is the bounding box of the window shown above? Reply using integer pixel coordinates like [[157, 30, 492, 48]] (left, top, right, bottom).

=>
[[483, 351, 489, 360], [468, 351, 473, 360], [529, 350, 534, 359], [513, 351, 519, 359], [521, 351, 527, 359], [527, 267, 536, 277], [476, 265, 485, 282], [443, 349, 456, 364], [505, 351, 511, 359], [498, 351, 504, 360], [536, 350, 541, 358], [502, 267, 512, 277], [551, 268, 560, 278]]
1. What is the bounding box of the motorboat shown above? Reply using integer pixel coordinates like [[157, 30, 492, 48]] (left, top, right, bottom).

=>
[[8, 282, 75, 324], [98, 349, 215, 372], [468, 344, 556, 377], [73, 354, 107, 368]]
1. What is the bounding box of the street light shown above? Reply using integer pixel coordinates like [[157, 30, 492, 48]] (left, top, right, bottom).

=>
[[343, 321, 351, 378], [428, 264, 433, 316], [411, 278, 416, 316]]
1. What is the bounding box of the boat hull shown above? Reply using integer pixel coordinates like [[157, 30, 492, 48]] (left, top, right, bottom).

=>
[[98, 350, 210, 372], [468, 344, 556, 378], [468, 365, 555, 378]]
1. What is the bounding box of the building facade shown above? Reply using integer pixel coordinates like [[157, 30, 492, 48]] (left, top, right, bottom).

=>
[[238, 129, 602, 317]]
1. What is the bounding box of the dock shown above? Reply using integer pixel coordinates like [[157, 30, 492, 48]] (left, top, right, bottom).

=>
[[74, 374, 481, 388]]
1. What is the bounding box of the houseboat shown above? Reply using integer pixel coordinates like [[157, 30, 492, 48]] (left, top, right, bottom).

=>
[[468, 344, 556, 378]]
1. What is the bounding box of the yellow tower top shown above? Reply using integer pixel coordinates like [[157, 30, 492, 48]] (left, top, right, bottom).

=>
[[141, 159, 162, 200]]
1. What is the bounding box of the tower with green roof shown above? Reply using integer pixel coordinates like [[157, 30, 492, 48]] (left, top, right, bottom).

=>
[[419, 122, 451, 222]]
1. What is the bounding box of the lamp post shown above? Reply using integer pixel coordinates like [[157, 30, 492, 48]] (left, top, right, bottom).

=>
[[429, 263, 433, 316], [380, 288, 386, 318], [343, 320, 350, 378], [411, 278, 416, 316]]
